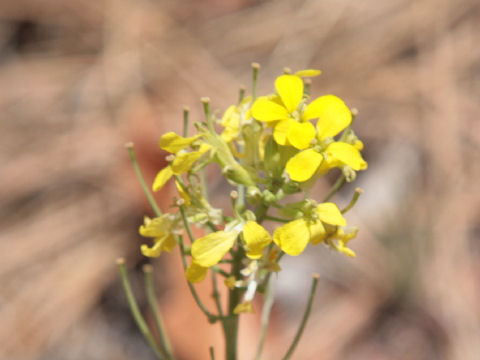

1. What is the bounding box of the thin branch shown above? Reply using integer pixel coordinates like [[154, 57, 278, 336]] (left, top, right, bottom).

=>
[[282, 274, 320, 360], [254, 278, 275, 360], [126, 143, 162, 217], [116, 259, 164, 359], [143, 265, 175, 360]]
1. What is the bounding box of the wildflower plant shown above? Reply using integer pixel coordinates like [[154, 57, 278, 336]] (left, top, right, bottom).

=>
[[118, 64, 367, 360]]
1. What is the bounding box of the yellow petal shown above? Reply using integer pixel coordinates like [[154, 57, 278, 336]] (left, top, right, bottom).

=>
[[191, 231, 237, 267], [242, 221, 272, 259], [171, 151, 203, 175], [286, 149, 323, 182], [273, 119, 293, 145], [233, 302, 254, 314], [161, 234, 177, 252], [316, 203, 346, 226], [141, 242, 163, 258], [273, 219, 310, 256], [336, 227, 358, 243], [139, 215, 172, 238], [336, 241, 356, 257], [325, 142, 367, 171], [275, 75, 304, 113], [354, 139, 364, 151], [251, 97, 289, 122], [303, 95, 351, 139], [159, 132, 200, 153], [175, 180, 191, 206], [186, 262, 208, 283], [152, 166, 173, 191], [287, 121, 316, 150], [224, 275, 237, 290], [308, 221, 327, 245], [140, 234, 176, 258], [294, 69, 322, 77], [221, 105, 236, 125]]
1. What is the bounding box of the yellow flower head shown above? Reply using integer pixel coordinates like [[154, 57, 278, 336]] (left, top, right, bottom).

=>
[[273, 202, 346, 256], [284, 96, 368, 182], [139, 215, 177, 258], [251, 74, 316, 150], [152, 134, 211, 191]]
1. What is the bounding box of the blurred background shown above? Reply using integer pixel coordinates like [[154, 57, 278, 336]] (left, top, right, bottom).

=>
[[1, 0, 480, 359]]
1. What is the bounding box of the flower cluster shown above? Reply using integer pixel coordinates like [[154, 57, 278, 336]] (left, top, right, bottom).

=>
[[139, 66, 367, 313]]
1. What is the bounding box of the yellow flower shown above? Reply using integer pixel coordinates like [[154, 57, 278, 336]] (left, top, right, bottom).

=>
[[251, 74, 318, 150], [220, 96, 252, 143], [242, 221, 272, 259], [139, 215, 177, 258], [152, 140, 211, 191], [159, 132, 201, 153], [285, 96, 367, 182], [188, 221, 271, 281], [273, 202, 346, 256], [326, 226, 358, 257], [186, 261, 209, 283], [191, 229, 239, 268]]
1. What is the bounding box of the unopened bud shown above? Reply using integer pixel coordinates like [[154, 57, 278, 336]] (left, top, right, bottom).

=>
[[262, 190, 276, 204], [246, 186, 261, 205], [251, 62, 260, 70], [176, 198, 185, 206], [342, 166, 357, 182]]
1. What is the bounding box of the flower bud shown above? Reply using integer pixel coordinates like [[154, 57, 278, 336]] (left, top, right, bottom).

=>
[[246, 186, 262, 205], [262, 190, 276, 204], [342, 166, 357, 182]]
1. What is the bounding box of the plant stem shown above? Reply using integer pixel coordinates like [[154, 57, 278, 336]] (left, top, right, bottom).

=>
[[323, 175, 346, 202], [183, 106, 189, 137], [341, 187, 363, 214], [264, 215, 290, 223], [143, 265, 175, 360], [254, 278, 274, 360], [126, 143, 162, 217], [224, 247, 244, 360], [176, 232, 218, 323], [209, 346, 216, 360], [282, 274, 320, 360], [116, 259, 164, 359], [211, 270, 224, 319]]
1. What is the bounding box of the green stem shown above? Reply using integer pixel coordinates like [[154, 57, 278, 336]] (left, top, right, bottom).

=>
[[224, 247, 244, 360], [183, 106, 189, 137], [282, 274, 320, 360], [341, 187, 363, 214], [255, 203, 270, 223], [212, 266, 229, 277], [116, 259, 164, 359], [323, 175, 346, 202], [126, 143, 162, 217], [252, 63, 260, 100], [238, 86, 246, 104], [143, 265, 175, 360], [209, 347, 216, 360], [177, 235, 218, 322], [254, 278, 275, 360], [264, 215, 290, 223], [211, 270, 225, 321]]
